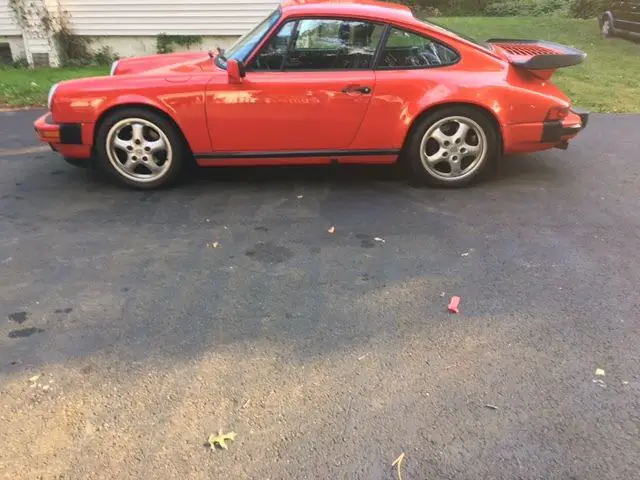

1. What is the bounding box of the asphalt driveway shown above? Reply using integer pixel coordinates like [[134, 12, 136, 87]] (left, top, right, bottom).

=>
[[1, 110, 639, 479]]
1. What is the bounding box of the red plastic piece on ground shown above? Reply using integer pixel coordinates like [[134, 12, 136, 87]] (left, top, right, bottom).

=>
[[448, 296, 461, 314]]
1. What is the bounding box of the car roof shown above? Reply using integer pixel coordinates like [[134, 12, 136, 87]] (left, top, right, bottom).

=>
[[279, 0, 418, 26], [278, 0, 499, 59]]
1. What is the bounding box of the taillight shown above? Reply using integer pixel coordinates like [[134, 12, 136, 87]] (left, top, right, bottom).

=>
[[546, 106, 569, 121]]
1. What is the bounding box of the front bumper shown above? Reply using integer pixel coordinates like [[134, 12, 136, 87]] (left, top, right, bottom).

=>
[[34, 113, 91, 159], [541, 108, 589, 143]]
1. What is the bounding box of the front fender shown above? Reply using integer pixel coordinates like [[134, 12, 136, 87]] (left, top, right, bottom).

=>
[[95, 94, 174, 123], [52, 75, 211, 152]]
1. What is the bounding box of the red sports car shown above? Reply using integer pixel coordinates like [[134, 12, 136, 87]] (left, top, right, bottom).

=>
[[35, 0, 589, 190]]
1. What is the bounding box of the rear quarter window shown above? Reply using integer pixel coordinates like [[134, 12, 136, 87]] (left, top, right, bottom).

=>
[[377, 27, 460, 69]]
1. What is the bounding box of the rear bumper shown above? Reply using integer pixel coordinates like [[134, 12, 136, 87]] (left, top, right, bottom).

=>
[[541, 108, 589, 143], [503, 108, 589, 155], [34, 113, 91, 159]]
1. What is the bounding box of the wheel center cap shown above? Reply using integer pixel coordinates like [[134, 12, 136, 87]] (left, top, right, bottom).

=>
[[135, 148, 143, 155]]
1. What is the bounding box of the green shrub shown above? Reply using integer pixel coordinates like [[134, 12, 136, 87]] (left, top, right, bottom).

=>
[[395, 0, 490, 16], [11, 56, 29, 69], [92, 46, 118, 66], [485, 0, 568, 17], [568, 0, 608, 19]]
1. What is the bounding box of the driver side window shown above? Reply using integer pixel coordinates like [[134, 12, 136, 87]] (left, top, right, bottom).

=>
[[248, 21, 295, 71], [249, 18, 384, 71]]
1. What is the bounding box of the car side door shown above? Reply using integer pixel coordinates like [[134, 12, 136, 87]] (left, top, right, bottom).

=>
[[205, 17, 385, 154], [350, 26, 462, 151]]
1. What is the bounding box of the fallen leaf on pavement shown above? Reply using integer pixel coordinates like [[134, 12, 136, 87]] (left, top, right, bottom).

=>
[[448, 296, 461, 314], [595, 368, 605, 377], [392, 452, 405, 480], [328, 226, 335, 234], [208, 430, 237, 451]]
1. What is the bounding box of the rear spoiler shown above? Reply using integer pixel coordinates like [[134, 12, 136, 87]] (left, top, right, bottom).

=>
[[486, 38, 587, 70]]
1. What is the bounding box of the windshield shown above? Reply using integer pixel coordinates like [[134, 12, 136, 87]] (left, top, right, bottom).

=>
[[420, 18, 493, 51], [215, 8, 281, 69]]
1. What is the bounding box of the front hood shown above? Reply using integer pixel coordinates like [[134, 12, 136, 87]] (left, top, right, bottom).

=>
[[112, 51, 213, 75]]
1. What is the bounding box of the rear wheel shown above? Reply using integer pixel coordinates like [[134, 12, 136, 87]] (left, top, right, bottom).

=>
[[94, 108, 185, 189], [405, 106, 499, 188]]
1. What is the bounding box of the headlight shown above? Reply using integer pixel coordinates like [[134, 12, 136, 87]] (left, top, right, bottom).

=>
[[47, 83, 59, 110], [110, 60, 119, 76]]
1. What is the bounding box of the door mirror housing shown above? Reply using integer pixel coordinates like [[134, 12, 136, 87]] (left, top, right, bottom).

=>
[[227, 59, 246, 84]]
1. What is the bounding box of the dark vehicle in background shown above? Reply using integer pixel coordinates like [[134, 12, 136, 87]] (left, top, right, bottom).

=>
[[600, 1, 640, 37]]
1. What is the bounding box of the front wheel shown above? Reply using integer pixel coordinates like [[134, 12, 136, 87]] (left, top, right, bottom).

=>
[[405, 106, 499, 188], [94, 108, 185, 189]]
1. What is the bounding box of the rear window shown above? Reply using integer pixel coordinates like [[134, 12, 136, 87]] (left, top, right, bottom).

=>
[[377, 28, 460, 69]]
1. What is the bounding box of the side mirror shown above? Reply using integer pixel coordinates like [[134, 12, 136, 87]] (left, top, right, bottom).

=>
[[227, 59, 246, 84]]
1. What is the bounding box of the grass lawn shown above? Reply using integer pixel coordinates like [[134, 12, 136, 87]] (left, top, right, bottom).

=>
[[1, 17, 639, 112], [0, 66, 108, 108], [439, 17, 640, 113]]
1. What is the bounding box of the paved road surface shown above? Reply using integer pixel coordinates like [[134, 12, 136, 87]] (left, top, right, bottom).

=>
[[1, 110, 639, 479]]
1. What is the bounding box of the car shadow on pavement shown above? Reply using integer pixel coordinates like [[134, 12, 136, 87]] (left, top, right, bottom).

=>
[[1, 150, 574, 381], [3, 135, 640, 478]]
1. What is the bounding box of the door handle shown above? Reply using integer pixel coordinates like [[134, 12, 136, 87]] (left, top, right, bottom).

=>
[[341, 85, 371, 95]]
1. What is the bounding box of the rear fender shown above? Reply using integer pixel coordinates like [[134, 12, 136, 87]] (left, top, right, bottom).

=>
[[402, 90, 507, 153]]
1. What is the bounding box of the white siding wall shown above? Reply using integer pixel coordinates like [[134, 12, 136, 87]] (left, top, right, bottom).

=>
[[60, 0, 280, 36], [0, 0, 20, 36]]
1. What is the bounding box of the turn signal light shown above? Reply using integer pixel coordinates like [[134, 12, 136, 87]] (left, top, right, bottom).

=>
[[546, 106, 569, 121]]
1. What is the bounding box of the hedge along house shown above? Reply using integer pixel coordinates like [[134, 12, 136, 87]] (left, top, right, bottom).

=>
[[0, 0, 279, 67]]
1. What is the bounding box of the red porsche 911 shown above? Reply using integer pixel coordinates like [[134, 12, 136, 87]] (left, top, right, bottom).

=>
[[35, 0, 589, 190]]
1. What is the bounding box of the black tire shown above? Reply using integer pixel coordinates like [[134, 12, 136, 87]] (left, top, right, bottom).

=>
[[405, 105, 499, 188], [94, 107, 186, 190]]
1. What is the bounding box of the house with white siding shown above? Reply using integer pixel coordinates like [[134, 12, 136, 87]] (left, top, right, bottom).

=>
[[0, 0, 25, 62], [0, 0, 279, 66]]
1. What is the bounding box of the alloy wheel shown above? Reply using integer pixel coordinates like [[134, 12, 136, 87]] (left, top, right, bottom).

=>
[[419, 116, 488, 182], [105, 118, 173, 184]]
